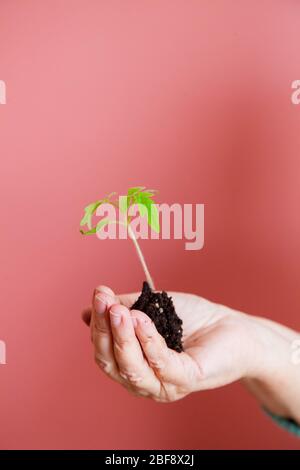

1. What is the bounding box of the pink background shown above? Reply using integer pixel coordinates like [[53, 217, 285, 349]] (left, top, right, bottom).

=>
[[0, 0, 300, 449]]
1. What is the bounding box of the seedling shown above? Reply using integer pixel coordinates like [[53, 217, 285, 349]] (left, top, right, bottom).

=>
[[80, 186, 183, 352]]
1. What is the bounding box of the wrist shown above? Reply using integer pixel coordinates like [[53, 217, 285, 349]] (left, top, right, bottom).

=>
[[244, 315, 282, 381], [221, 308, 277, 381], [241, 314, 300, 423]]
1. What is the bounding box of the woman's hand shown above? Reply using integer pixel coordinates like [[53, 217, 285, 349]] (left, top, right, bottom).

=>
[[82, 285, 300, 424], [82, 285, 280, 403]]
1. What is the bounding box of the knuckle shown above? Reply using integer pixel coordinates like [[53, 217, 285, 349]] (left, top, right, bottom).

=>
[[158, 335, 168, 348], [119, 369, 143, 385], [152, 395, 169, 403], [148, 358, 164, 370], [93, 323, 109, 336], [147, 351, 171, 374], [123, 384, 149, 398], [114, 336, 132, 352], [94, 353, 111, 373], [157, 383, 184, 403], [144, 331, 166, 349], [141, 332, 155, 346]]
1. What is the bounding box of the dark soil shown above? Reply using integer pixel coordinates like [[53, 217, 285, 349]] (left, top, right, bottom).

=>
[[131, 281, 183, 352]]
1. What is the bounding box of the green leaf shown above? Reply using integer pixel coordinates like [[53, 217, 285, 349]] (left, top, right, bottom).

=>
[[79, 187, 160, 236], [80, 226, 97, 235], [80, 200, 103, 228], [138, 190, 157, 198], [135, 192, 152, 206], [80, 218, 122, 235], [127, 186, 145, 197], [135, 192, 160, 233], [127, 188, 158, 213]]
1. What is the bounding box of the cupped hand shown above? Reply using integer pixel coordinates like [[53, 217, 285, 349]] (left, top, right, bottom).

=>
[[82, 286, 265, 402]]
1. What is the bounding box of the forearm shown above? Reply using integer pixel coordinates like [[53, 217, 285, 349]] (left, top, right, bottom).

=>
[[243, 315, 300, 424]]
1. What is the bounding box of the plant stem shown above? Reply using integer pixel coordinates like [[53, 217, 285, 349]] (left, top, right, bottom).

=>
[[127, 225, 155, 290]]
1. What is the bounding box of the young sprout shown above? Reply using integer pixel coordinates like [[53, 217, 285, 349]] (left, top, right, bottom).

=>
[[79, 186, 160, 290]]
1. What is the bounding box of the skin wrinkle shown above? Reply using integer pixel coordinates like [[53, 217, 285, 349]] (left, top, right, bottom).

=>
[[95, 355, 110, 372], [120, 371, 143, 384]]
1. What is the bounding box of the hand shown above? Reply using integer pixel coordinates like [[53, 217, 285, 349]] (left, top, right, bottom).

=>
[[82, 285, 268, 402]]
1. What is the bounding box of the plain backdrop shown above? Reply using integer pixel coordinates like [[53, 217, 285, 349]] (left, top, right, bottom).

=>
[[0, 0, 300, 449]]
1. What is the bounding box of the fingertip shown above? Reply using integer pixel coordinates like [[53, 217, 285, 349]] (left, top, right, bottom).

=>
[[95, 285, 115, 297], [94, 292, 115, 313], [94, 293, 108, 316]]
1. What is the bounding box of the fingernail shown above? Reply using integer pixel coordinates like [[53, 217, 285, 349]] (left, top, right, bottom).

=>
[[109, 305, 125, 327], [94, 294, 107, 316]]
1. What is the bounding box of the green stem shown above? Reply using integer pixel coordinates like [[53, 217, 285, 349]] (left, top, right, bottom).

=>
[[111, 198, 155, 290]]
